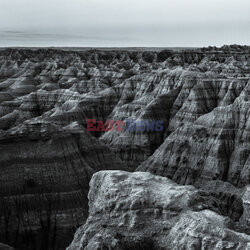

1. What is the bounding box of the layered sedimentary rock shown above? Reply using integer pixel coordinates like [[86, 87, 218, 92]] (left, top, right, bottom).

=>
[[1, 47, 249, 172], [138, 88, 250, 187], [0, 120, 125, 249], [68, 171, 250, 250], [100, 47, 250, 169], [0, 46, 250, 249]]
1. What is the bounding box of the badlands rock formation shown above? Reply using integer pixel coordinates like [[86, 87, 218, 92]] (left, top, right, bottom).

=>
[[68, 171, 250, 250], [0, 45, 249, 249], [0, 121, 125, 249]]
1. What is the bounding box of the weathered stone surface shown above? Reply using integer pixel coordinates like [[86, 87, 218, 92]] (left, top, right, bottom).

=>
[[0, 46, 250, 249], [67, 171, 250, 250], [0, 121, 126, 249], [1, 47, 250, 171], [138, 90, 250, 187]]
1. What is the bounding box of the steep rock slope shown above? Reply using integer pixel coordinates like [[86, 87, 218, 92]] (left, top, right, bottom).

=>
[[138, 87, 250, 187], [0, 120, 125, 249]]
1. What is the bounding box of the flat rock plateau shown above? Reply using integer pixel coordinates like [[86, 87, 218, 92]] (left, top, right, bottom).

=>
[[0, 45, 249, 250]]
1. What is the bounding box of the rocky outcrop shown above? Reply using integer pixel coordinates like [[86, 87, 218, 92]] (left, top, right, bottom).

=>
[[67, 171, 250, 250]]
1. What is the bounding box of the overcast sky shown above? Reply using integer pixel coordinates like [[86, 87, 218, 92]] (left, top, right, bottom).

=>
[[0, 0, 250, 47]]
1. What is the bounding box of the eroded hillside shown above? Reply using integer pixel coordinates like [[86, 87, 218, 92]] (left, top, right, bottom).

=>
[[0, 46, 249, 249]]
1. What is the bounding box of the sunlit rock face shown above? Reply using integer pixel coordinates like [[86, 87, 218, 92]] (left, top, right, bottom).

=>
[[138, 90, 250, 187], [67, 171, 250, 250], [0, 45, 250, 249]]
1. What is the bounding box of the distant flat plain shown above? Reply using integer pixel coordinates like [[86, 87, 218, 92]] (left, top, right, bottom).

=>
[[0, 47, 198, 51]]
